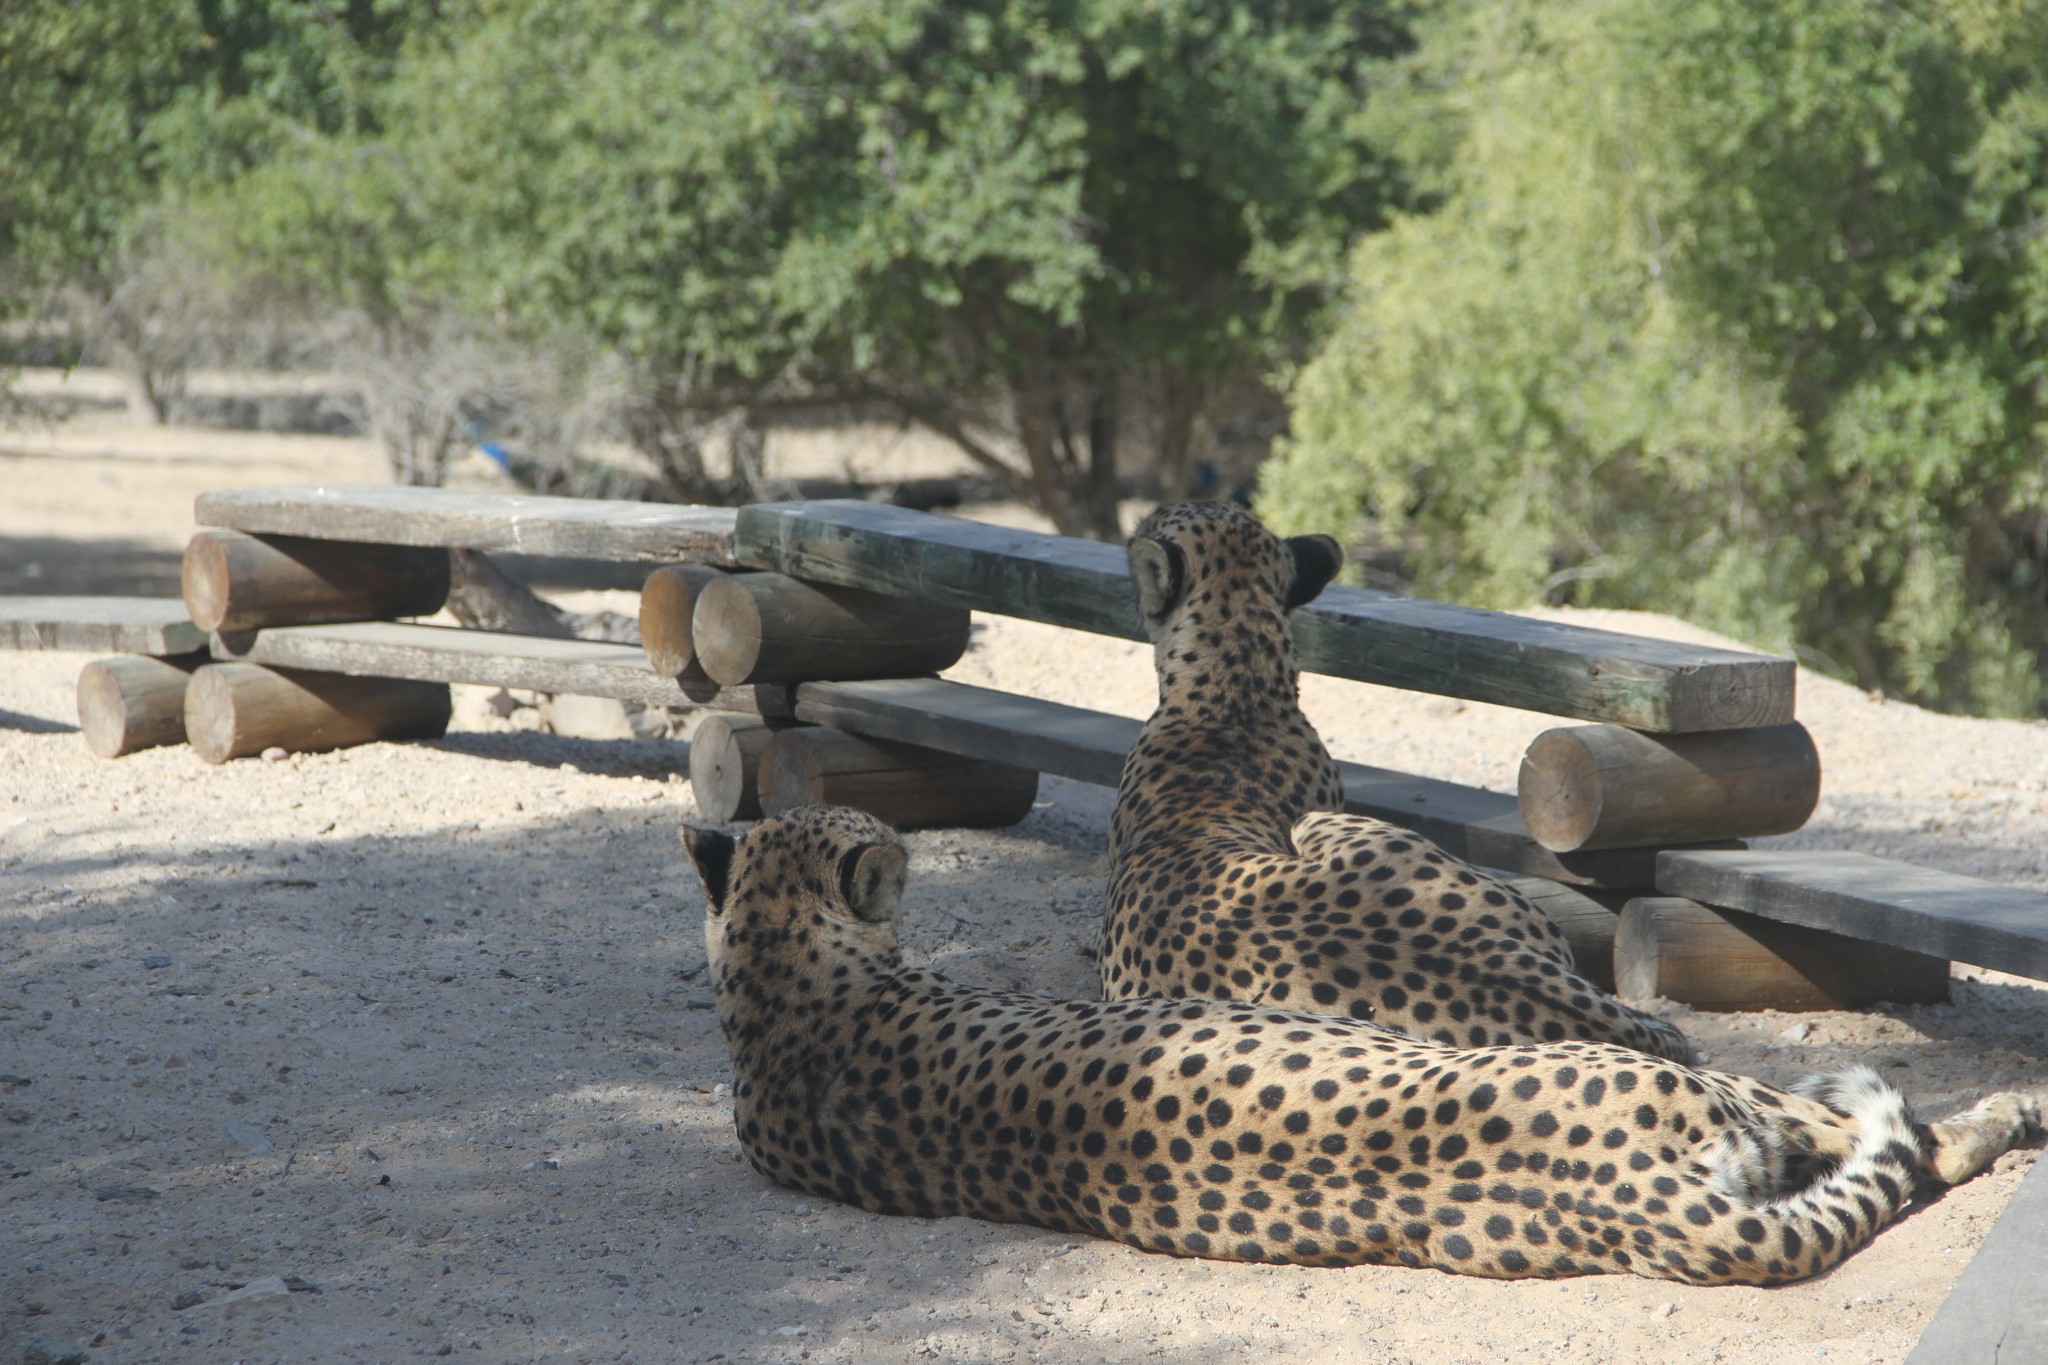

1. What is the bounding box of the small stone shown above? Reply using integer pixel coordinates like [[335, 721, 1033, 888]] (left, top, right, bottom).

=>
[[261, 747, 289, 762], [792, 1203, 812, 1216], [224, 1120, 276, 1157], [4, 1108, 29, 1124], [536, 1157, 560, 1171], [1653, 1301, 1677, 1318], [1779, 1022, 1812, 1043], [22, 1338, 89, 1365], [143, 955, 172, 970], [202, 1275, 294, 1314], [711, 1082, 733, 1100]]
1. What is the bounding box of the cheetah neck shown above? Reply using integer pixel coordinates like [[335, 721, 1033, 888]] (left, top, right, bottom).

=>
[[1149, 605, 1305, 716]]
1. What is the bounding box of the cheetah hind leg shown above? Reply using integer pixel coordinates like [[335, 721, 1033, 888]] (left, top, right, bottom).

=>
[[1921, 1091, 2042, 1186]]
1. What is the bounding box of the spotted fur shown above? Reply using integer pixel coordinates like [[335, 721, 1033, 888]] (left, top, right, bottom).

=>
[[684, 807, 2040, 1282], [1100, 501, 1692, 1062]]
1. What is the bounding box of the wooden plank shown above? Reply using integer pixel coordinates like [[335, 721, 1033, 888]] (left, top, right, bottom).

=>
[[195, 485, 739, 566], [1905, 1150, 2048, 1364], [1658, 848, 2048, 982], [209, 621, 763, 712], [736, 500, 1794, 732], [0, 596, 205, 655], [790, 676, 1706, 887]]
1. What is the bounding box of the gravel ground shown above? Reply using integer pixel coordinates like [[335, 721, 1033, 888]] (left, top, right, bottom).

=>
[[2, 391, 2045, 1364]]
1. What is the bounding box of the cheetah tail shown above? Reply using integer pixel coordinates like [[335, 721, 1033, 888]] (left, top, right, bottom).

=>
[[1688, 1067, 1920, 1285]]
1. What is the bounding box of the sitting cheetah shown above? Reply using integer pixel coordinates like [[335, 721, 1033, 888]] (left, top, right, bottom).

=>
[[1101, 501, 1692, 1062], [683, 806, 2039, 1282]]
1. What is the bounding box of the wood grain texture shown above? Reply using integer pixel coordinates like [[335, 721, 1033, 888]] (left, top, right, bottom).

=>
[[1905, 1150, 2048, 1365], [1657, 848, 2048, 982], [75, 654, 202, 758], [208, 620, 762, 712], [184, 662, 451, 763], [0, 596, 206, 655], [788, 676, 1731, 887], [735, 500, 1794, 732], [195, 484, 739, 566], [1518, 722, 1820, 852], [759, 726, 1039, 830], [182, 530, 450, 632], [1615, 896, 1948, 1012]]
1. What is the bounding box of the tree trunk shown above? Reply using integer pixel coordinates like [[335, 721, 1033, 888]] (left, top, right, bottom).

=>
[[1082, 373, 1122, 540]]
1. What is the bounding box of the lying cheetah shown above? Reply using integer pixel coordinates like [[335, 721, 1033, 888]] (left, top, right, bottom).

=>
[[683, 806, 2039, 1282], [1101, 501, 1692, 1062]]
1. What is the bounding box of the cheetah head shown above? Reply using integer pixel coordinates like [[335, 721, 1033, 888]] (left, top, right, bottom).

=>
[[1127, 501, 1342, 644], [681, 805, 910, 986]]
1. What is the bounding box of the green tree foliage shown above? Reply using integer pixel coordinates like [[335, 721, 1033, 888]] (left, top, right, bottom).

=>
[[329, 0, 1405, 531], [1265, 0, 2048, 715], [0, 0, 412, 416]]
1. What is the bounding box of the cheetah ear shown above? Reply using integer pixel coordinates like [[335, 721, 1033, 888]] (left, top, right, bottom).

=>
[[1128, 536, 1187, 622], [837, 841, 908, 924], [680, 825, 736, 915], [1283, 534, 1343, 611]]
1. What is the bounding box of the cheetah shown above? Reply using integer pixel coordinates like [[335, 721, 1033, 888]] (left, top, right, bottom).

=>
[[682, 805, 2039, 1282], [1100, 500, 1693, 1062]]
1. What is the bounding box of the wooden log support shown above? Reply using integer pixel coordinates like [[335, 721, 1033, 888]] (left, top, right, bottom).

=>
[[194, 484, 740, 566], [689, 714, 800, 822], [640, 565, 735, 685], [1517, 722, 1820, 853], [691, 571, 970, 687], [734, 500, 1795, 732], [183, 662, 452, 764], [1499, 878, 1642, 992], [75, 654, 203, 758], [208, 620, 765, 712], [182, 530, 450, 633], [2, 597, 208, 655], [1614, 896, 1949, 1012], [1657, 848, 2048, 982], [758, 726, 1038, 830]]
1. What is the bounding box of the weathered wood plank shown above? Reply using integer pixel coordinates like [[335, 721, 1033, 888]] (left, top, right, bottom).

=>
[[1905, 1149, 2048, 1364], [737, 500, 1794, 732], [790, 676, 1708, 887], [1658, 848, 2048, 982], [196, 485, 739, 566], [0, 596, 206, 655], [209, 621, 762, 712]]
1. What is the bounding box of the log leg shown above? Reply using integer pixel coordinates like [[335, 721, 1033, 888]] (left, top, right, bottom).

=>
[[759, 726, 1038, 830], [76, 653, 202, 758], [184, 662, 451, 764], [689, 714, 800, 822], [1615, 896, 1949, 1012]]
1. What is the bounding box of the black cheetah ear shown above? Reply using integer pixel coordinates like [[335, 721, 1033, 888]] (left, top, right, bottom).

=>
[[680, 825, 736, 914], [837, 841, 908, 924], [1128, 536, 1187, 622], [1283, 534, 1343, 610]]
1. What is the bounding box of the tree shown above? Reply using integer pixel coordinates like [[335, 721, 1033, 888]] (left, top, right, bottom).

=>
[[0, 0, 413, 420], [348, 0, 1406, 534], [1264, 0, 2048, 715]]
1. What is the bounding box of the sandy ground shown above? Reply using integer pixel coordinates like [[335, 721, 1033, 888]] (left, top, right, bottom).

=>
[[3, 383, 2046, 1364]]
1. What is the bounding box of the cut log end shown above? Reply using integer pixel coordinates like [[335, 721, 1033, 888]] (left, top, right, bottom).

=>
[[758, 727, 1037, 830], [641, 565, 731, 681], [76, 654, 201, 758], [1615, 896, 1949, 1013], [688, 713, 798, 822], [1519, 722, 1821, 853]]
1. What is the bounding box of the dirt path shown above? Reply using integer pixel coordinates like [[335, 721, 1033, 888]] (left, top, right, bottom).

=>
[[2, 393, 2044, 1364]]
